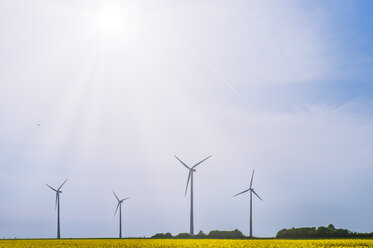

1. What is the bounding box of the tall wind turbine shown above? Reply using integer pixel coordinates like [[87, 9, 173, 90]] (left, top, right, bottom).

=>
[[113, 191, 129, 238], [46, 179, 68, 239], [175, 155, 212, 235], [233, 169, 262, 238]]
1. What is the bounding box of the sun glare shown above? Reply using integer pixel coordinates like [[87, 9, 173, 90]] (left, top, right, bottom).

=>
[[89, 3, 142, 43], [97, 7, 123, 33]]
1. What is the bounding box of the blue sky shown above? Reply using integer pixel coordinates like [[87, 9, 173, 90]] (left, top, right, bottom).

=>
[[323, 1, 373, 103], [0, 0, 373, 239]]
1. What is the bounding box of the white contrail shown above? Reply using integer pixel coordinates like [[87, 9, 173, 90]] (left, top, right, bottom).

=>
[[192, 50, 249, 106]]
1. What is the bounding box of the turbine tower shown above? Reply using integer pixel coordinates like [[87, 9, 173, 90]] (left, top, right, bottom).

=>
[[46, 179, 68, 239], [233, 169, 262, 238], [175, 155, 212, 235], [113, 191, 129, 238]]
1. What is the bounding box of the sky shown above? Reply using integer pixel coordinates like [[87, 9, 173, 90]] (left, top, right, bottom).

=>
[[0, 0, 373, 239]]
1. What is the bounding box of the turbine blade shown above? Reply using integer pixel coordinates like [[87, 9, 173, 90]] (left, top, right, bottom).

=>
[[233, 189, 249, 197], [58, 179, 68, 191], [192, 155, 212, 169], [252, 190, 263, 201], [120, 197, 129, 202], [55, 193, 58, 210], [112, 191, 120, 202], [174, 155, 190, 169], [114, 202, 120, 215], [46, 184, 57, 192], [250, 169, 255, 188], [184, 171, 191, 196]]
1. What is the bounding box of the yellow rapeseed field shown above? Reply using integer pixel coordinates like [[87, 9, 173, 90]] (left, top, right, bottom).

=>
[[0, 239, 373, 248]]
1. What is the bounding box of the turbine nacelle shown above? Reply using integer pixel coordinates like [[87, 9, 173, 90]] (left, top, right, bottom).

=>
[[46, 179, 68, 193], [233, 170, 262, 201], [113, 191, 129, 215], [175, 155, 212, 196]]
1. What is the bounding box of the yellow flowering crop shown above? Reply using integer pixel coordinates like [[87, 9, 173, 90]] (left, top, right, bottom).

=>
[[1, 239, 373, 248]]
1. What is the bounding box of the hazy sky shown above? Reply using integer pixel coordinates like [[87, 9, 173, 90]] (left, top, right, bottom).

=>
[[1, 0, 373, 238]]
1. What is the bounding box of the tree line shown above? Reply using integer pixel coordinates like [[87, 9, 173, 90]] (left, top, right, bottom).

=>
[[152, 229, 246, 239], [152, 225, 373, 239], [276, 224, 373, 238]]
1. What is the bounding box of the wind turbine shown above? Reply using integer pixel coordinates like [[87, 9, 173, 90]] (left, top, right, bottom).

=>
[[233, 169, 262, 238], [113, 191, 129, 238], [46, 179, 68, 239], [175, 155, 212, 235]]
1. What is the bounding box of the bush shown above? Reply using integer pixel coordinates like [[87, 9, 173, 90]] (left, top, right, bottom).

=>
[[175, 233, 192, 238], [151, 232, 173, 239], [208, 229, 245, 239], [196, 230, 206, 238]]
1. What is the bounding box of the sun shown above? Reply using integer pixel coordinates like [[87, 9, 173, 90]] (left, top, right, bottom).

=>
[[97, 7, 123, 33], [88, 3, 141, 41]]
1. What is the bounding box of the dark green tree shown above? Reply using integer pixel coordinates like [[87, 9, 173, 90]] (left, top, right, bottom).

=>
[[176, 233, 192, 238], [151, 232, 173, 239], [196, 230, 206, 238]]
